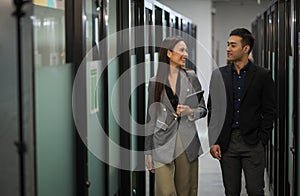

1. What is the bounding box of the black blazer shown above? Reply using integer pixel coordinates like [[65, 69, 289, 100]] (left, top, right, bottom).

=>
[[208, 61, 276, 152]]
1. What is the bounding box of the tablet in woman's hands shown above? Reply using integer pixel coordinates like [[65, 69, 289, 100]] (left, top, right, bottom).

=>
[[186, 90, 204, 107]]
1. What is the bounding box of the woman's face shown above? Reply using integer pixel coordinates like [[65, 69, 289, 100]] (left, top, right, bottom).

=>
[[168, 41, 188, 67]]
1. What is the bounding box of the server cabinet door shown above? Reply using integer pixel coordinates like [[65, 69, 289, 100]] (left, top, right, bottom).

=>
[[32, 1, 76, 196], [286, 1, 296, 195], [84, 0, 107, 196]]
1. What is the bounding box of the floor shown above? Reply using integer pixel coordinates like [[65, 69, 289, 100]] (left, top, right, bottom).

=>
[[199, 152, 225, 195], [198, 135, 271, 196]]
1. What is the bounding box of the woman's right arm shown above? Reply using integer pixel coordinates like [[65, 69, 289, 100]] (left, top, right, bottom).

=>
[[144, 80, 156, 154], [145, 81, 156, 172]]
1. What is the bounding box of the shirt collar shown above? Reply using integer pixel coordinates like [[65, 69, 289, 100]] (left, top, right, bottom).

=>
[[231, 61, 251, 73]]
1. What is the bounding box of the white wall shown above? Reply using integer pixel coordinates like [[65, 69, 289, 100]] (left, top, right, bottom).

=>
[[157, 0, 215, 159], [213, 1, 269, 66], [158, 0, 213, 97], [157, 0, 270, 69], [158, 0, 212, 53]]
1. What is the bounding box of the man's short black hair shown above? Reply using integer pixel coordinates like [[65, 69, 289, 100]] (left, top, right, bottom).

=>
[[230, 28, 254, 54]]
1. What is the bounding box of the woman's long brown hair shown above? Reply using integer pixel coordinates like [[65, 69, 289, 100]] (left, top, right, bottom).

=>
[[154, 36, 186, 102]]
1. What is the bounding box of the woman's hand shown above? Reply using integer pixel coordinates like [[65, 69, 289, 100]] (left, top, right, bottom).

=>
[[146, 155, 155, 173], [177, 104, 193, 117]]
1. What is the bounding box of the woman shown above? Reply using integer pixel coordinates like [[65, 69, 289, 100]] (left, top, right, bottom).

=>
[[145, 36, 207, 196]]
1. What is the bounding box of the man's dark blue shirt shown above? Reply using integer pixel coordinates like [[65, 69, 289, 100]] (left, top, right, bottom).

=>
[[231, 62, 250, 129]]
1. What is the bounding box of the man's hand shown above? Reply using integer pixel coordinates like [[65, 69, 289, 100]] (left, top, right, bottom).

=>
[[210, 144, 222, 160]]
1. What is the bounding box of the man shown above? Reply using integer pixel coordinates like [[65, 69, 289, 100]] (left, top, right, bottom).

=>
[[208, 28, 276, 196]]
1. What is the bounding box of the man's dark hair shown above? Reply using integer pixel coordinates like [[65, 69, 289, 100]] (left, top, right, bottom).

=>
[[230, 28, 254, 54]]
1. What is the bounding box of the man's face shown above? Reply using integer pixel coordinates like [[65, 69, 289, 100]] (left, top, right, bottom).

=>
[[226, 35, 248, 62]]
